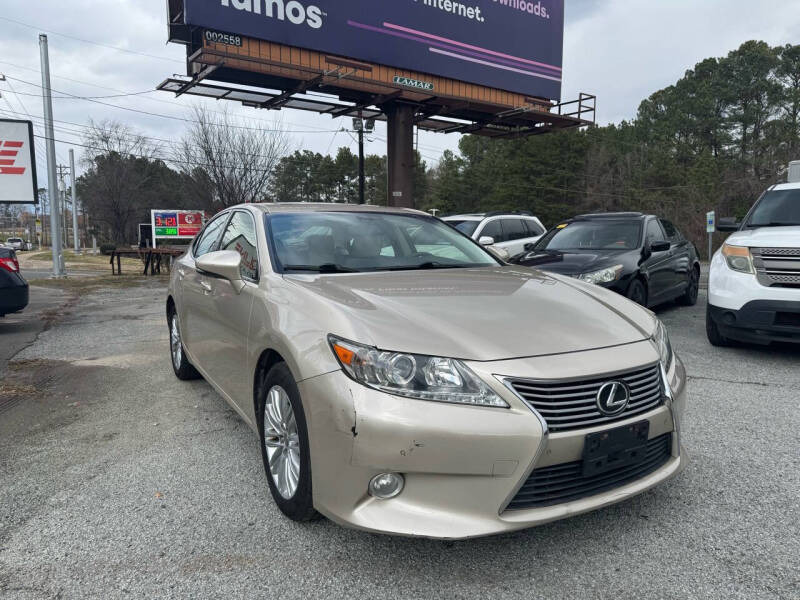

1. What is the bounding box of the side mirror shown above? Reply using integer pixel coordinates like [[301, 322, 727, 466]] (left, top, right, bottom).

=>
[[478, 236, 495, 246], [717, 217, 741, 232], [196, 250, 245, 294], [649, 241, 671, 253]]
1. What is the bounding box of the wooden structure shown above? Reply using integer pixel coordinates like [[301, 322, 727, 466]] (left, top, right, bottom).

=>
[[109, 248, 184, 276]]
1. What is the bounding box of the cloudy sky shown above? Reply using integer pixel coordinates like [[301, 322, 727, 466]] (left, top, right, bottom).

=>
[[1, 0, 798, 184]]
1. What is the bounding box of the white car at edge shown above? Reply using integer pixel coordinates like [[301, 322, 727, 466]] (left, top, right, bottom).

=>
[[707, 180, 800, 346]]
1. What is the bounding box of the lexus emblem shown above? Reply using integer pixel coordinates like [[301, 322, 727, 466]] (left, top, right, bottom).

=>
[[596, 381, 630, 416]]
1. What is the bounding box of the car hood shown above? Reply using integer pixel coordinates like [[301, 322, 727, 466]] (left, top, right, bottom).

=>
[[512, 249, 634, 275], [285, 266, 656, 361], [726, 226, 800, 248]]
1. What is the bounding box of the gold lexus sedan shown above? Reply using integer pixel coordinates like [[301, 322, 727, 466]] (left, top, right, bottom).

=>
[[167, 203, 687, 539]]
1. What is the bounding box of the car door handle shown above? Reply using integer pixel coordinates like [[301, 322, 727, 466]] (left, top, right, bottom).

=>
[[200, 280, 213, 294]]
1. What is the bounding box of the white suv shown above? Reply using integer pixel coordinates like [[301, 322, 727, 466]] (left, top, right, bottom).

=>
[[442, 212, 546, 257], [707, 180, 800, 346]]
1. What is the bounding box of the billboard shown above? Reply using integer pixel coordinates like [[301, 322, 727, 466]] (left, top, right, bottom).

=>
[[182, 0, 565, 100], [0, 119, 38, 205], [151, 210, 205, 246]]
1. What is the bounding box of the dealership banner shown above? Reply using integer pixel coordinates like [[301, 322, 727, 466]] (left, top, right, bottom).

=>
[[183, 0, 565, 100], [0, 119, 38, 204]]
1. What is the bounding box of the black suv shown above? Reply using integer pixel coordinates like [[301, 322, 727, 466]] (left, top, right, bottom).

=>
[[510, 212, 701, 308]]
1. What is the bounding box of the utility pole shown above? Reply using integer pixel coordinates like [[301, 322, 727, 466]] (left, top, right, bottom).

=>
[[40, 34, 65, 276], [57, 164, 69, 250], [355, 114, 365, 205], [69, 149, 79, 252]]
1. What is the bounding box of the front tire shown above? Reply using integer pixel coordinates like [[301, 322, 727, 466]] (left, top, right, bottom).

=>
[[706, 304, 732, 347], [169, 310, 200, 380], [679, 265, 700, 306], [257, 362, 318, 522], [627, 278, 648, 307]]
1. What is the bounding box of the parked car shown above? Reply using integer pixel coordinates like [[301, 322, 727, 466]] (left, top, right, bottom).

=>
[[0, 248, 29, 317], [707, 181, 800, 346], [166, 203, 686, 539], [5, 238, 25, 251], [442, 212, 547, 257], [511, 212, 701, 308]]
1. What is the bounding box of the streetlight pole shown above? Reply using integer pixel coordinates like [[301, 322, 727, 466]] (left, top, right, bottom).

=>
[[39, 34, 64, 276], [69, 149, 79, 252]]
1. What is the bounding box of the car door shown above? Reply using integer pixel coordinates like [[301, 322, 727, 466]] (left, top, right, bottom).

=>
[[475, 219, 505, 248], [178, 212, 230, 368], [199, 210, 261, 412], [523, 218, 546, 249], [660, 219, 691, 295], [494, 218, 531, 255], [641, 218, 673, 304]]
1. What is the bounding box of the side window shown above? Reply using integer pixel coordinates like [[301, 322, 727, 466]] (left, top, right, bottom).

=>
[[660, 219, 682, 242], [193, 214, 229, 258], [524, 219, 544, 237], [646, 219, 666, 244], [220, 211, 260, 281], [479, 220, 504, 243], [503, 219, 529, 241]]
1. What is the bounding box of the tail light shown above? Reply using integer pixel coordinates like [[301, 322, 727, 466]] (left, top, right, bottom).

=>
[[0, 256, 20, 272]]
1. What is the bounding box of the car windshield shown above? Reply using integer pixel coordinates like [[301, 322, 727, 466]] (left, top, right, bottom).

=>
[[747, 189, 800, 227], [535, 221, 642, 251], [267, 212, 499, 273], [445, 220, 480, 236]]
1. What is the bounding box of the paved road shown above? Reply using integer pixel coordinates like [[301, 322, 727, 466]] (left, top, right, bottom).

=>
[[0, 282, 797, 599]]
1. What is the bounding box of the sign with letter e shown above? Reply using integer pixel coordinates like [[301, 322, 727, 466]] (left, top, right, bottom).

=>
[[0, 119, 38, 205]]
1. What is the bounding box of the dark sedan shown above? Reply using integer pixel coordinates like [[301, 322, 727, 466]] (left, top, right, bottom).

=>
[[0, 248, 29, 317], [510, 212, 701, 308]]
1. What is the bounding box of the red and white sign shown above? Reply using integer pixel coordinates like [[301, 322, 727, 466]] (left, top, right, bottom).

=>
[[0, 120, 38, 204], [178, 211, 204, 237]]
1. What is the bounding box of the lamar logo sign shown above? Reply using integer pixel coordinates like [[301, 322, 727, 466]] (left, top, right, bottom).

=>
[[0, 140, 26, 176], [220, 0, 324, 29]]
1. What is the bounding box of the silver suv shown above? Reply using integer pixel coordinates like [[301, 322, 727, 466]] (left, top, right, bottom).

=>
[[167, 204, 686, 539], [442, 212, 546, 257]]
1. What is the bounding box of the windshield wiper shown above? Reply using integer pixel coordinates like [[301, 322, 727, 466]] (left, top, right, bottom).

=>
[[386, 262, 472, 271], [748, 222, 800, 228], [283, 264, 360, 273]]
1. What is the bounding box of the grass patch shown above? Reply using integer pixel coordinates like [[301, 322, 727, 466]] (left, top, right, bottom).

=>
[[29, 274, 168, 293]]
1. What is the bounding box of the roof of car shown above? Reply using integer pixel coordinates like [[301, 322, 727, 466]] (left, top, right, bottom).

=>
[[573, 212, 649, 220], [247, 202, 428, 216], [772, 181, 800, 191]]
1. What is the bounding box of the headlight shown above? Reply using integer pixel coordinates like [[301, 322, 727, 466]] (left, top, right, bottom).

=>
[[722, 244, 753, 274], [577, 264, 624, 285], [651, 320, 674, 369], [329, 336, 509, 408]]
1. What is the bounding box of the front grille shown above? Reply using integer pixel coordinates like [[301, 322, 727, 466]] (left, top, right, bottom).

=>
[[753, 247, 800, 288], [506, 433, 672, 510], [509, 364, 664, 433]]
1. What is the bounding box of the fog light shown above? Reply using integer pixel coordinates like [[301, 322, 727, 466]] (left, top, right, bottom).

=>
[[368, 473, 405, 499]]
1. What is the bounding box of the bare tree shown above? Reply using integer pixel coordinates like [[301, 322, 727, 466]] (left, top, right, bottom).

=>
[[175, 106, 290, 207]]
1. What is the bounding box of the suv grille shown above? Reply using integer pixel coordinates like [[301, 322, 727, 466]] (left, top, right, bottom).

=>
[[506, 433, 672, 510], [753, 247, 800, 288], [509, 364, 664, 433]]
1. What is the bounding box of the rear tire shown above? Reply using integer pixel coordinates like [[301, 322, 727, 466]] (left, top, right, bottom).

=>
[[256, 362, 319, 522], [706, 304, 732, 347], [679, 265, 700, 306], [626, 278, 648, 307], [168, 310, 200, 380]]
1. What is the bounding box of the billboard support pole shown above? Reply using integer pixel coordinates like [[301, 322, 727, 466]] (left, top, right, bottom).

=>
[[385, 102, 415, 209], [69, 149, 79, 253], [39, 34, 65, 277], [358, 112, 365, 205]]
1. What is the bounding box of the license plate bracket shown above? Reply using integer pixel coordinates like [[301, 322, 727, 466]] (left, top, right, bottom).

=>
[[582, 421, 650, 477]]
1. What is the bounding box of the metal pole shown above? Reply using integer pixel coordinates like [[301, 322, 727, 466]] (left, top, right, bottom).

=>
[[708, 233, 713, 262], [69, 149, 79, 252], [39, 34, 65, 276], [358, 114, 365, 205]]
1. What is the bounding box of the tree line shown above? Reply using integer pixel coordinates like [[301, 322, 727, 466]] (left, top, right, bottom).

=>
[[73, 40, 797, 250]]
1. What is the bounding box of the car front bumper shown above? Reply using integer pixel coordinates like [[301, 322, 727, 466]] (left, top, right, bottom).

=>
[[708, 300, 800, 344], [299, 340, 687, 539]]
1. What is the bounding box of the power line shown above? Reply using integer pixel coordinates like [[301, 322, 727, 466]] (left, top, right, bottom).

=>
[[0, 16, 182, 64]]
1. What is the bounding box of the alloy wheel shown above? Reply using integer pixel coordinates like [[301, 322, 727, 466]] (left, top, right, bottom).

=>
[[263, 385, 301, 500]]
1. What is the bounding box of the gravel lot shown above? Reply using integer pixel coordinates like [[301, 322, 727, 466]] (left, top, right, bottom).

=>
[[0, 280, 797, 599]]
